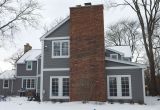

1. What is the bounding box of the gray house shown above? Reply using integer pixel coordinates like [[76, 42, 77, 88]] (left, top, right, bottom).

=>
[[0, 3, 146, 103]]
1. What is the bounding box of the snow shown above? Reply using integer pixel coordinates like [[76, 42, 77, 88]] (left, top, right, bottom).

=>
[[0, 70, 15, 79], [0, 96, 160, 110], [107, 46, 132, 58], [17, 49, 41, 64]]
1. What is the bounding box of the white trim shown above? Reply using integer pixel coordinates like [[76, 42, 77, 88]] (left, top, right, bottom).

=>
[[40, 17, 69, 40], [26, 61, 33, 70], [110, 54, 118, 60], [106, 57, 146, 68], [107, 75, 132, 99], [44, 36, 69, 40], [49, 76, 69, 99], [3, 80, 9, 89], [142, 69, 146, 102], [16, 76, 37, 78], [40, 41, 44, 101], [106, 66, 142, 69], [52, 40, 70, 58], [43, 68, 70, 71], [22, 78, 36, 89]]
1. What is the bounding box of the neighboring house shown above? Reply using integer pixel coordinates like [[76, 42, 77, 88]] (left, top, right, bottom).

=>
[[0, 3, 146, 103], [16, 49, 41, 95], [0, 70, 16, 95]]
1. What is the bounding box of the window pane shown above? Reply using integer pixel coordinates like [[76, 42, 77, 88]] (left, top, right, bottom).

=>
[[23, 79, 26, 89], [109, 77, 117, 96], [63, 78, 69, 96], [4, 80, 9, 87], [111, 54, 118, 60], [52, 78, 59, 96], [53, 42, 60, 56], [27, 62, 32, 69], [27, 79, 31, 88], [31, 79, 35, 88], [62, 42, 68, 56], [121, 77, 130, 96]]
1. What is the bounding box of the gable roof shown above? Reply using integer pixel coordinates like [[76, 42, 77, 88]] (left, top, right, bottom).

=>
[[40, 16, 70, 41], [17, 49, 41, 64], [0, 70, 16, 79], [107, 46, 132, 58]]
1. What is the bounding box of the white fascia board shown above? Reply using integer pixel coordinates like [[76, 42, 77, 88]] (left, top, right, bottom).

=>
[[40, 16, 70, 41], [105, 57, 146, 68], [43, 68, 70, 71], [106, 66, 142, 69]]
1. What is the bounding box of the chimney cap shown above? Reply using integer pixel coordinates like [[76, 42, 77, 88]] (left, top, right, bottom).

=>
[[84, 2, 92, 6], [76, 5, 81, 7]]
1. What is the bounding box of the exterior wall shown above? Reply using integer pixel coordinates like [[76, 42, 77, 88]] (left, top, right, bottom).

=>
[[0, 79, 15, 95], [106, 50, 122, 60], [12, 78, 22, 95], [70, 5, 106, 101], [106, 68, 144, 103], [17, 61, 37, 76], [43, 40, 69, 68], [42, 71, 69, 101], [38, 58, 41, 75], [46, 20, 69, 38]]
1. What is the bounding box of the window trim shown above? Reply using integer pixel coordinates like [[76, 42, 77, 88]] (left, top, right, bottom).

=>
[[52, 40, 70, 58], [26, 61, 33, 70], [50, 76, 69, 99], [3, 80, 9, 89], [107, 75, 132, 99], [22, 78, 36, 89], [110, 54, 118, 60]]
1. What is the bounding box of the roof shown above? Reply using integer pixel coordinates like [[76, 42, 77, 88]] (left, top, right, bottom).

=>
[[107, 46, 132, 58], [40, 16, 70, 40], [0, 70, 16, 79], [17, 49, 41, 64]]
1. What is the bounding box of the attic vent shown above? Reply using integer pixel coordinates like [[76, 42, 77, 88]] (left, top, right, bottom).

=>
[[84, 3, 92, 6]]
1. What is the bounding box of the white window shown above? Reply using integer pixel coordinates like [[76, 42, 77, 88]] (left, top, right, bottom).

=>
[[50, 76, 69, 99], [107, 75, 132, 99], [3, 80, 9, 89], [110, 54, 118, 60], [26, 61, 32, 70], [22, 78, 35, 89], [52, 40, 69, 58]]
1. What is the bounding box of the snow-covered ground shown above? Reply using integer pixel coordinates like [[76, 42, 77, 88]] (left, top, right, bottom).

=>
[[0, 96, 160, 110]]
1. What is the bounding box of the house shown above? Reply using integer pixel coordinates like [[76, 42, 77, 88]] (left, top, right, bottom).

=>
[[0, 3, 146, 103], [0, 70, 16, 95], [39, 3, 146, 103]]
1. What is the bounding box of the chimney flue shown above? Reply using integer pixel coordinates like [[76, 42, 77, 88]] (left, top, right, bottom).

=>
[[84, 2, 92, 6], [24, 43, 32, 53]]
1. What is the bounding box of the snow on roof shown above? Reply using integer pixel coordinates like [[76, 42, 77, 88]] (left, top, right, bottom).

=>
[[17, 49, 41, 64], [0, 70, 16, 79], [107, 46, 132, 58]]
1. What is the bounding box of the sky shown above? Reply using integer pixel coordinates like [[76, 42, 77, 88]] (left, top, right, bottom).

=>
[[0, 0, 137, 71]]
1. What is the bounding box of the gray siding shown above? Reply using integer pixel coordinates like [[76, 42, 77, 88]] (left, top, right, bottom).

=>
[[43, 71, 69, 101], [106, 60, 134, 67], [12, 78, 22, 95], [106, 68, 144, 103], [17, 61, 37, 76], [38, 58, 41, 75], [46, 20, 69, 38], [43, 40, 69, 68]]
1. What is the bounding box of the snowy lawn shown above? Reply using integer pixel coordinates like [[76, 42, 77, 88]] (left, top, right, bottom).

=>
[[0, 96, 160, 110]]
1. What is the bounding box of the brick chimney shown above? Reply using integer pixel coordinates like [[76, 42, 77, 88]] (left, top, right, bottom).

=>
[[69, 4, 107, 101], [24, 43, 32, 53]]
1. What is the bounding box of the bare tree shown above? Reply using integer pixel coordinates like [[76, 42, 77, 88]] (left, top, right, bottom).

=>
[[106, 20, 142, 62], [0, 0, 41, 47], [4, 48, 24, 68], [108, 0, 160, 95]]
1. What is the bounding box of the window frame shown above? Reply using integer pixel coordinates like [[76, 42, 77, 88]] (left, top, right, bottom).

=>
[[52, 40, 70, 58], [26, 61, 33, 70], [22, 78, 36, 89], [110, 54, 119, 60], [107, 75, 132, 99], [3, 80, 9, 89], [50, 76, 69, 99]]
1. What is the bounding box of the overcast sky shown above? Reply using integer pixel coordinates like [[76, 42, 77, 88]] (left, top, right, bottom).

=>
[[0, 0, 136, 71]]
